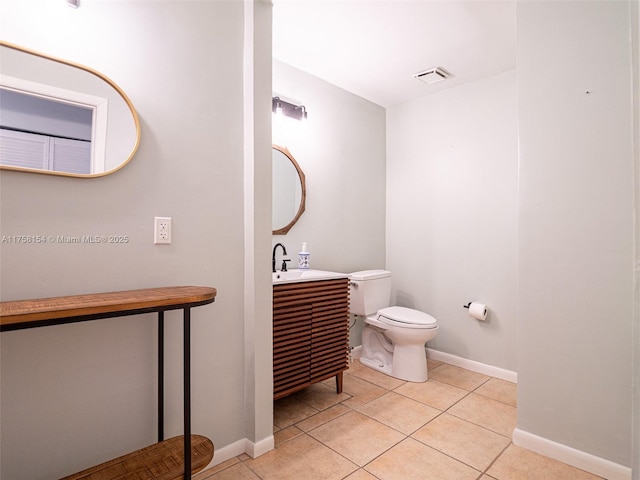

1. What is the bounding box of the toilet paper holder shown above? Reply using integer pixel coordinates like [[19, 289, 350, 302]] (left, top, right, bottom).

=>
[[463, 302, 488, 321]]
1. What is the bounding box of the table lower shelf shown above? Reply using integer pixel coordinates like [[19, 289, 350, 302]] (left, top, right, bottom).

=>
[[60, 434, 214, 480]]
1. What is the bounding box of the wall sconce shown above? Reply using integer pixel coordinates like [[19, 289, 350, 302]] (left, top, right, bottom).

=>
[[272, 97, 307, 121], [67, 0, 79, 8]]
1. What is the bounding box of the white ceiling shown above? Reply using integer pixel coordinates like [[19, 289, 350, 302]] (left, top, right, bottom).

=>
[[272, 1, 517, 108]]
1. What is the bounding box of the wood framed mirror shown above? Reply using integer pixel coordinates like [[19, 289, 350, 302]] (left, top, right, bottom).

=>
[[0, 41, 140, 177], [272, 145, 306, 235]]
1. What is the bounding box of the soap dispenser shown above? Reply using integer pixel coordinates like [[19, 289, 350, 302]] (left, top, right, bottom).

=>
[[298, 242, 310, 269]]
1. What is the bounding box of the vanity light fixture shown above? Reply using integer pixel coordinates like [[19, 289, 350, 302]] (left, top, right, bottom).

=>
[[67, 0, 79, 8], [296, 105, 307, 123], [274, 98, 283, 116], [272, 97, 308, 121]]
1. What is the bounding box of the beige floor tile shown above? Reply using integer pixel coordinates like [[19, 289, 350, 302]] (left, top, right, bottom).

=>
[[347, 359, 407, 390], [274, 425, 304, 445], [427, 358, 444, 371], [193, 457, 240, 479], [475, 377, 517, 407], [344, 469, 381, 480], [274, 395, 319, 428], [447, 393, 517, 437], [244, 434, 358, 480], [296, 403, 352, 432], [394, 379, 468, 410], [308, 410, 405, 466], [429, 364, 491, 391], [291, 382, 351, 410], [198, 462, 261, 480], [412, 413, 510, 471], [365, 437, 480, 480], [487, 444, 604, 480], [340, 372, 388, 408], [357, 391, 441, 435]]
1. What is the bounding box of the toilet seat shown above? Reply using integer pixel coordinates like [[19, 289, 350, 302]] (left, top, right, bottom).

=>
[[376, 306, 438, 329]]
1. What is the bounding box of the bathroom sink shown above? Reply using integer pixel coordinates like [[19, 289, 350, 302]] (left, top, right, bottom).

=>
[[272, 269, 349, 284]]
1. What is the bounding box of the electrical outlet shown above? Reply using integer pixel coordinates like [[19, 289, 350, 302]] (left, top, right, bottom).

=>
[[154, 217, 172, 244]]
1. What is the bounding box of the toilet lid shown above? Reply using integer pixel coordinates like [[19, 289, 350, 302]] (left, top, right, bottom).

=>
[[377, 306, 438, 328]]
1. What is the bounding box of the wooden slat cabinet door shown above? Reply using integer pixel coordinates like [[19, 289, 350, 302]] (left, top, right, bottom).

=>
[[273, 302, 312, 399], [273, 278, 349, 400]]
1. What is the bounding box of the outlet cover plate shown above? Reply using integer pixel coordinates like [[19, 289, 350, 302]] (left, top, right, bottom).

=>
[[154, 217, 172, 244]]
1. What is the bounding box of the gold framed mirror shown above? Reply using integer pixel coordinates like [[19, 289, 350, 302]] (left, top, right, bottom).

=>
[[0, 41, 140, 177], [272, 145, 306, 235]]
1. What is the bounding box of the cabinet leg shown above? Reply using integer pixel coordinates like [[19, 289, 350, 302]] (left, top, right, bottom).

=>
[[335, 372, 343, 394]]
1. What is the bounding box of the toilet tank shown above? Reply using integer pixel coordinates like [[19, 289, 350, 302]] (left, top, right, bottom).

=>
[[349, 270, 392, 316]]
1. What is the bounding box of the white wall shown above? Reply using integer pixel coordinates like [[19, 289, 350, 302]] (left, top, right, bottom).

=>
[[516, 0, 634, 469], [0, 1, 272, 478], [243, 0, 274, 450], [633, 1, 640, 476], [272, 60, 387, 346], [386, 71, 518, 371]]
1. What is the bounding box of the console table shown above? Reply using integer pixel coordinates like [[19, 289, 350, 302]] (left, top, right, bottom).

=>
[[0, 286, 217, 480]]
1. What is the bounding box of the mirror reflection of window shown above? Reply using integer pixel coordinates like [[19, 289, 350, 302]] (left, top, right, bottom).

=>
[[0, 88, 93, 174]]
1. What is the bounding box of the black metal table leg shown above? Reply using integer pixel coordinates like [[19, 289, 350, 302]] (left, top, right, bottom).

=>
[[184, 307, 191, 479], [158, 311, 164, 443]]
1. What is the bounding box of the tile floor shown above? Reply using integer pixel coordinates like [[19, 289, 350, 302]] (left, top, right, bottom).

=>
[[195, 358, 603, 480]]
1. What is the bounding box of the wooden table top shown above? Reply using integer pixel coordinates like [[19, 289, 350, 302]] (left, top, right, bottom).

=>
[[0, 286, 217, 331], [60, 434, 214, 480]]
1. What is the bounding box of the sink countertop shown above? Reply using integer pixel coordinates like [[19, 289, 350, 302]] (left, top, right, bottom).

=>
[[272, 269, 349, 285]]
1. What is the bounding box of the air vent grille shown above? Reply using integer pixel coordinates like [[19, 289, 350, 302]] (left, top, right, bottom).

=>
[[413, 67, 452, 85]]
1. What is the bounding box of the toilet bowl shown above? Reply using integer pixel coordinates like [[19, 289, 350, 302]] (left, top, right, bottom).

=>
[[350, 270, 438, 382]]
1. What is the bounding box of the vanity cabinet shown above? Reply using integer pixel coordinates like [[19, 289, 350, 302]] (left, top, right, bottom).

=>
[[273, 278, 349, 400]]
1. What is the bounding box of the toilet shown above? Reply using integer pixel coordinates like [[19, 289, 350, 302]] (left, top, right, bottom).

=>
[[349, 270, 438, 382]]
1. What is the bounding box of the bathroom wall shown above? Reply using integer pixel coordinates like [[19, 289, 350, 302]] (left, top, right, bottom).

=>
[[272, 60, 387, 346], [0, 1, 272, 478], [516, 0, 634, 470], [386, 71, 519, 372], [633, 1, 640, 476]]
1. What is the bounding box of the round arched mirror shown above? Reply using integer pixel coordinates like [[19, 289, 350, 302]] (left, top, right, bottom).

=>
[[272, 145, 306, 235]]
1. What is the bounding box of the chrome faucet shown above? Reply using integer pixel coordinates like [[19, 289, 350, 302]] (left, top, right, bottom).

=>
[[272, 243, 290, 272]]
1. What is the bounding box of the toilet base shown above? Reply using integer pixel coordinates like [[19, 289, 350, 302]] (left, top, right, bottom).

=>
[[360, 325, 432, 383], [360, 356, 393, 377], [360, 351, 429, 382]]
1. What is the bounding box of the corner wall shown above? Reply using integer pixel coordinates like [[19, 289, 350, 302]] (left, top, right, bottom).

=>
[[632, 0, 639, 477], [243, 0, 274, 453], [516, 0, 634, 471]]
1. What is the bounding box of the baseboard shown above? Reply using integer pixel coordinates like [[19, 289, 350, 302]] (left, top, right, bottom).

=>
[[426, 348, 517, 383], [350, 345, 362, 360], [353, 345, 517, 382], [513, 428, 632, 480], [201, 435, 275, 470], [245, 435, 275, 458]]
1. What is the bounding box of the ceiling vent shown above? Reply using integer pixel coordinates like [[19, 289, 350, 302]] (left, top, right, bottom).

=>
[[413, 67, 452, 85]]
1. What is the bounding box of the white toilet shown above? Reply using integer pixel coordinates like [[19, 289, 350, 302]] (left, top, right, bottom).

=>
[[349, 270, 438, 382]]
